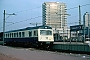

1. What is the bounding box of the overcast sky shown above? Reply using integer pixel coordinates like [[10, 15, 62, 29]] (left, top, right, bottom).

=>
[[0, 0, 90, 32]]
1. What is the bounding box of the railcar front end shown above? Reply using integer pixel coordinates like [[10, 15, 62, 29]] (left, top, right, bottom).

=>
[[37, 29, 54, 49]]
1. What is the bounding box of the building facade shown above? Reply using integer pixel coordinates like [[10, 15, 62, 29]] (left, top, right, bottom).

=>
[[42, 2, 67, 29]]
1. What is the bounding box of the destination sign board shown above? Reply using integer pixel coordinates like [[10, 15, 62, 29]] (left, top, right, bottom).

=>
[[70, 25, 83, 31]]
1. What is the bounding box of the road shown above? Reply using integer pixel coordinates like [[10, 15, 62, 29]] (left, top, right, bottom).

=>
[[0, 45, 89, 60]]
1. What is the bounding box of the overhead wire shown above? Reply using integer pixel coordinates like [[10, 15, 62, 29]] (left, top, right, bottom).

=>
[[0, 4, 90, 30], [15, 6, 41, 14], [66, 4, 90, 10], [0, 16, 42, 29], [67, 4, 90, 25], [68, 21, 83, 25]]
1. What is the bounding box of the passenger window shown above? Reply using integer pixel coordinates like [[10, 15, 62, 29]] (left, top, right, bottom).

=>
[[34, 31, 36, 36], [33, 31, 38, 36], [29, 31, 32, 37], [17, 33, 18, 37], [10, 33, 11, 38], [8, 34, 9, 38], [12, 33, 13, 38], [22, 32, 25, 37], [5, 34, 7, 38], [36, 31, 38, 36], [6, 34, 7, 38], [19, 32, 21, 37], [14, 33, 16, 38]]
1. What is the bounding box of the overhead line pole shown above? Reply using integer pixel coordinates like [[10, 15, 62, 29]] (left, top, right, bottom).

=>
[[79, 5, 81, 25], [78, 5, 82, 43], [3, 10, 5, 45], [3, 10, 16, 45], [88, 12, 90, 41]]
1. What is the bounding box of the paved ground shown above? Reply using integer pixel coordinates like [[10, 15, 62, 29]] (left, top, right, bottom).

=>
[[0, 45, 90, 60], [0, 53, 20, 60]]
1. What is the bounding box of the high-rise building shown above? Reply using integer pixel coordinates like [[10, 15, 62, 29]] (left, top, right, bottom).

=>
[[83, 12, 90, 27], [83, 12, 90, 40], [42, 2, 67, 29]]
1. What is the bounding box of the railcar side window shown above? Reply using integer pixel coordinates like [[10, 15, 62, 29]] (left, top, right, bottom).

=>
[[33, 31, 38, 36], [17, 33, 18, 37], [8, 34, 9, 38], [36, 31, 38, 36], [14, 33, 16, 38], [29, 31, 32, 37], [10, 33, 11, 38], [12, 33, 13, 38], [19, 32, 21, 37], [5, 34, 7, 38], [34, 31, 36, 36], [22, 32, 25, 37]]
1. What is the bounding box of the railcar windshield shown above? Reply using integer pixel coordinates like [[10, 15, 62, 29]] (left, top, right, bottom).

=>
[[40, 30, 52, 35]]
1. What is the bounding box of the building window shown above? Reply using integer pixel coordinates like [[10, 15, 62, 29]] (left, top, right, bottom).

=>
[[22, 32, 25, 37]]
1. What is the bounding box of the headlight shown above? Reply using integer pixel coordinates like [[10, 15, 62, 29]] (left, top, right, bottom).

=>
[[49, 38, 51, 40], [49, 37, 51, 40]]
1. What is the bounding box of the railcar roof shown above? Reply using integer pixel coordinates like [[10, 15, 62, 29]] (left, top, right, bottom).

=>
[[5, 25, 52, 33]]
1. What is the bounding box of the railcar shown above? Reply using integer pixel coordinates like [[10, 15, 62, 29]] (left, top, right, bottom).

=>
[[4, 25, 54, 48]]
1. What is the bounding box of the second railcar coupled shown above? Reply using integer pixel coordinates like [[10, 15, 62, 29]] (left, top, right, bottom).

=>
[[4, 25, 54, 48]]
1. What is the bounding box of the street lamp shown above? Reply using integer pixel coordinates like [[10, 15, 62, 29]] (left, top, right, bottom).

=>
[[3, 10, 16, 45]]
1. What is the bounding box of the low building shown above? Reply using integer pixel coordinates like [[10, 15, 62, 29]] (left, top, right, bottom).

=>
[[53, 27, 70, 41]]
